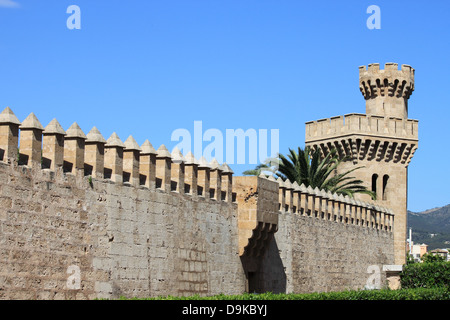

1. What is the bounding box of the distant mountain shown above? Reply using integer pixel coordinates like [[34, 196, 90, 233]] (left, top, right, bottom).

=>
[[407, 204, 450, 250]]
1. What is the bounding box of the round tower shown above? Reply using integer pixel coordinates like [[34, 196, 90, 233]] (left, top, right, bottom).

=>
[[359, 63, 415, 119]]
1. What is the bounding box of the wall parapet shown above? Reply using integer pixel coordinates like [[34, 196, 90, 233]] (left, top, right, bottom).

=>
[[263, 174, 394, 233], [305, 113, 419, 142], [0, 107, 236, 203]]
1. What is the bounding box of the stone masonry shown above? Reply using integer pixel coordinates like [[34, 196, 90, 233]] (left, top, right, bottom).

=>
[[0, 63, 410, 299]]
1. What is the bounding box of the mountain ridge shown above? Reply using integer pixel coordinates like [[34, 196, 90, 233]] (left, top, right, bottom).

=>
[[407, 204, 450, 250]]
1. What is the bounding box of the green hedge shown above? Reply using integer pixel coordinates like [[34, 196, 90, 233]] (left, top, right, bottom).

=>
[[124, 287, 450, 300], [121, 262, 450, 300], [400, 261, 450, 289]]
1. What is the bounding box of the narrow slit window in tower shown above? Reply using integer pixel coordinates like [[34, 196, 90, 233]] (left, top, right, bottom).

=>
[[382, 174, 389, 200], [372, 174, 378, 195]]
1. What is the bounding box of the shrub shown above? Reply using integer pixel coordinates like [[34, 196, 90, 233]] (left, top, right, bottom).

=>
[[400, 261, 450, 289], [421, 253, 446, 263], [125, 287, 450, 300]]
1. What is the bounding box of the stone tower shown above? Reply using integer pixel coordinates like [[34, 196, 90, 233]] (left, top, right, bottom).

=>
[[305, 63, 419, 265]]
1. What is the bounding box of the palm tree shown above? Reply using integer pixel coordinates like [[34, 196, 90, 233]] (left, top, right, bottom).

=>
[[276, 146, 376, 199], [243, 163, 271, 176], [243, 157, 280, 176], [245, 146, 376, 199]]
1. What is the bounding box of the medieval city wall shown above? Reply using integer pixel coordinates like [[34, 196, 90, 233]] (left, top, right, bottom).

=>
[[0, 107, 397, 300], [0, 160, 395, 299], [0, 161, 244, 299], [261, 213, 394, 293], [235, 176, 395, 294]]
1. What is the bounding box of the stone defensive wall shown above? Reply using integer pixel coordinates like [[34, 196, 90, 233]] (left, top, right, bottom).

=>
[[236, 176, 394, 293], [0, 107, 395, 299]]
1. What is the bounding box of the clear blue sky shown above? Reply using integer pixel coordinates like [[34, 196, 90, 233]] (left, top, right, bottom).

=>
[[0, 0, 449, 212]]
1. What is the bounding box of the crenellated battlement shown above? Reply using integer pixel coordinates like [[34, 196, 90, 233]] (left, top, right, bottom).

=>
[[0, 107, 235, 203], [359, 63, 415, 100], [304, 91, 419, 170], [0, 106, 398, 236], [359, 62, 414, 78], [305, 113, 418, 141], [271, 175, 394, 232], [359, 63, 415, 119]]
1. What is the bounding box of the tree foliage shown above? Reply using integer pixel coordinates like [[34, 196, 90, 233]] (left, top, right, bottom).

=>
[[252, 146, 376, 199]]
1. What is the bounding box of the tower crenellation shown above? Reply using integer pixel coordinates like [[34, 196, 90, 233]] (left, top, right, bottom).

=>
[[359, 63, 415, 119]]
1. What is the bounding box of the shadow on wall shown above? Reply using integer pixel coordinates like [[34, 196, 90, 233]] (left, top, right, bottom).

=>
[[240, 238, 286, 294]]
